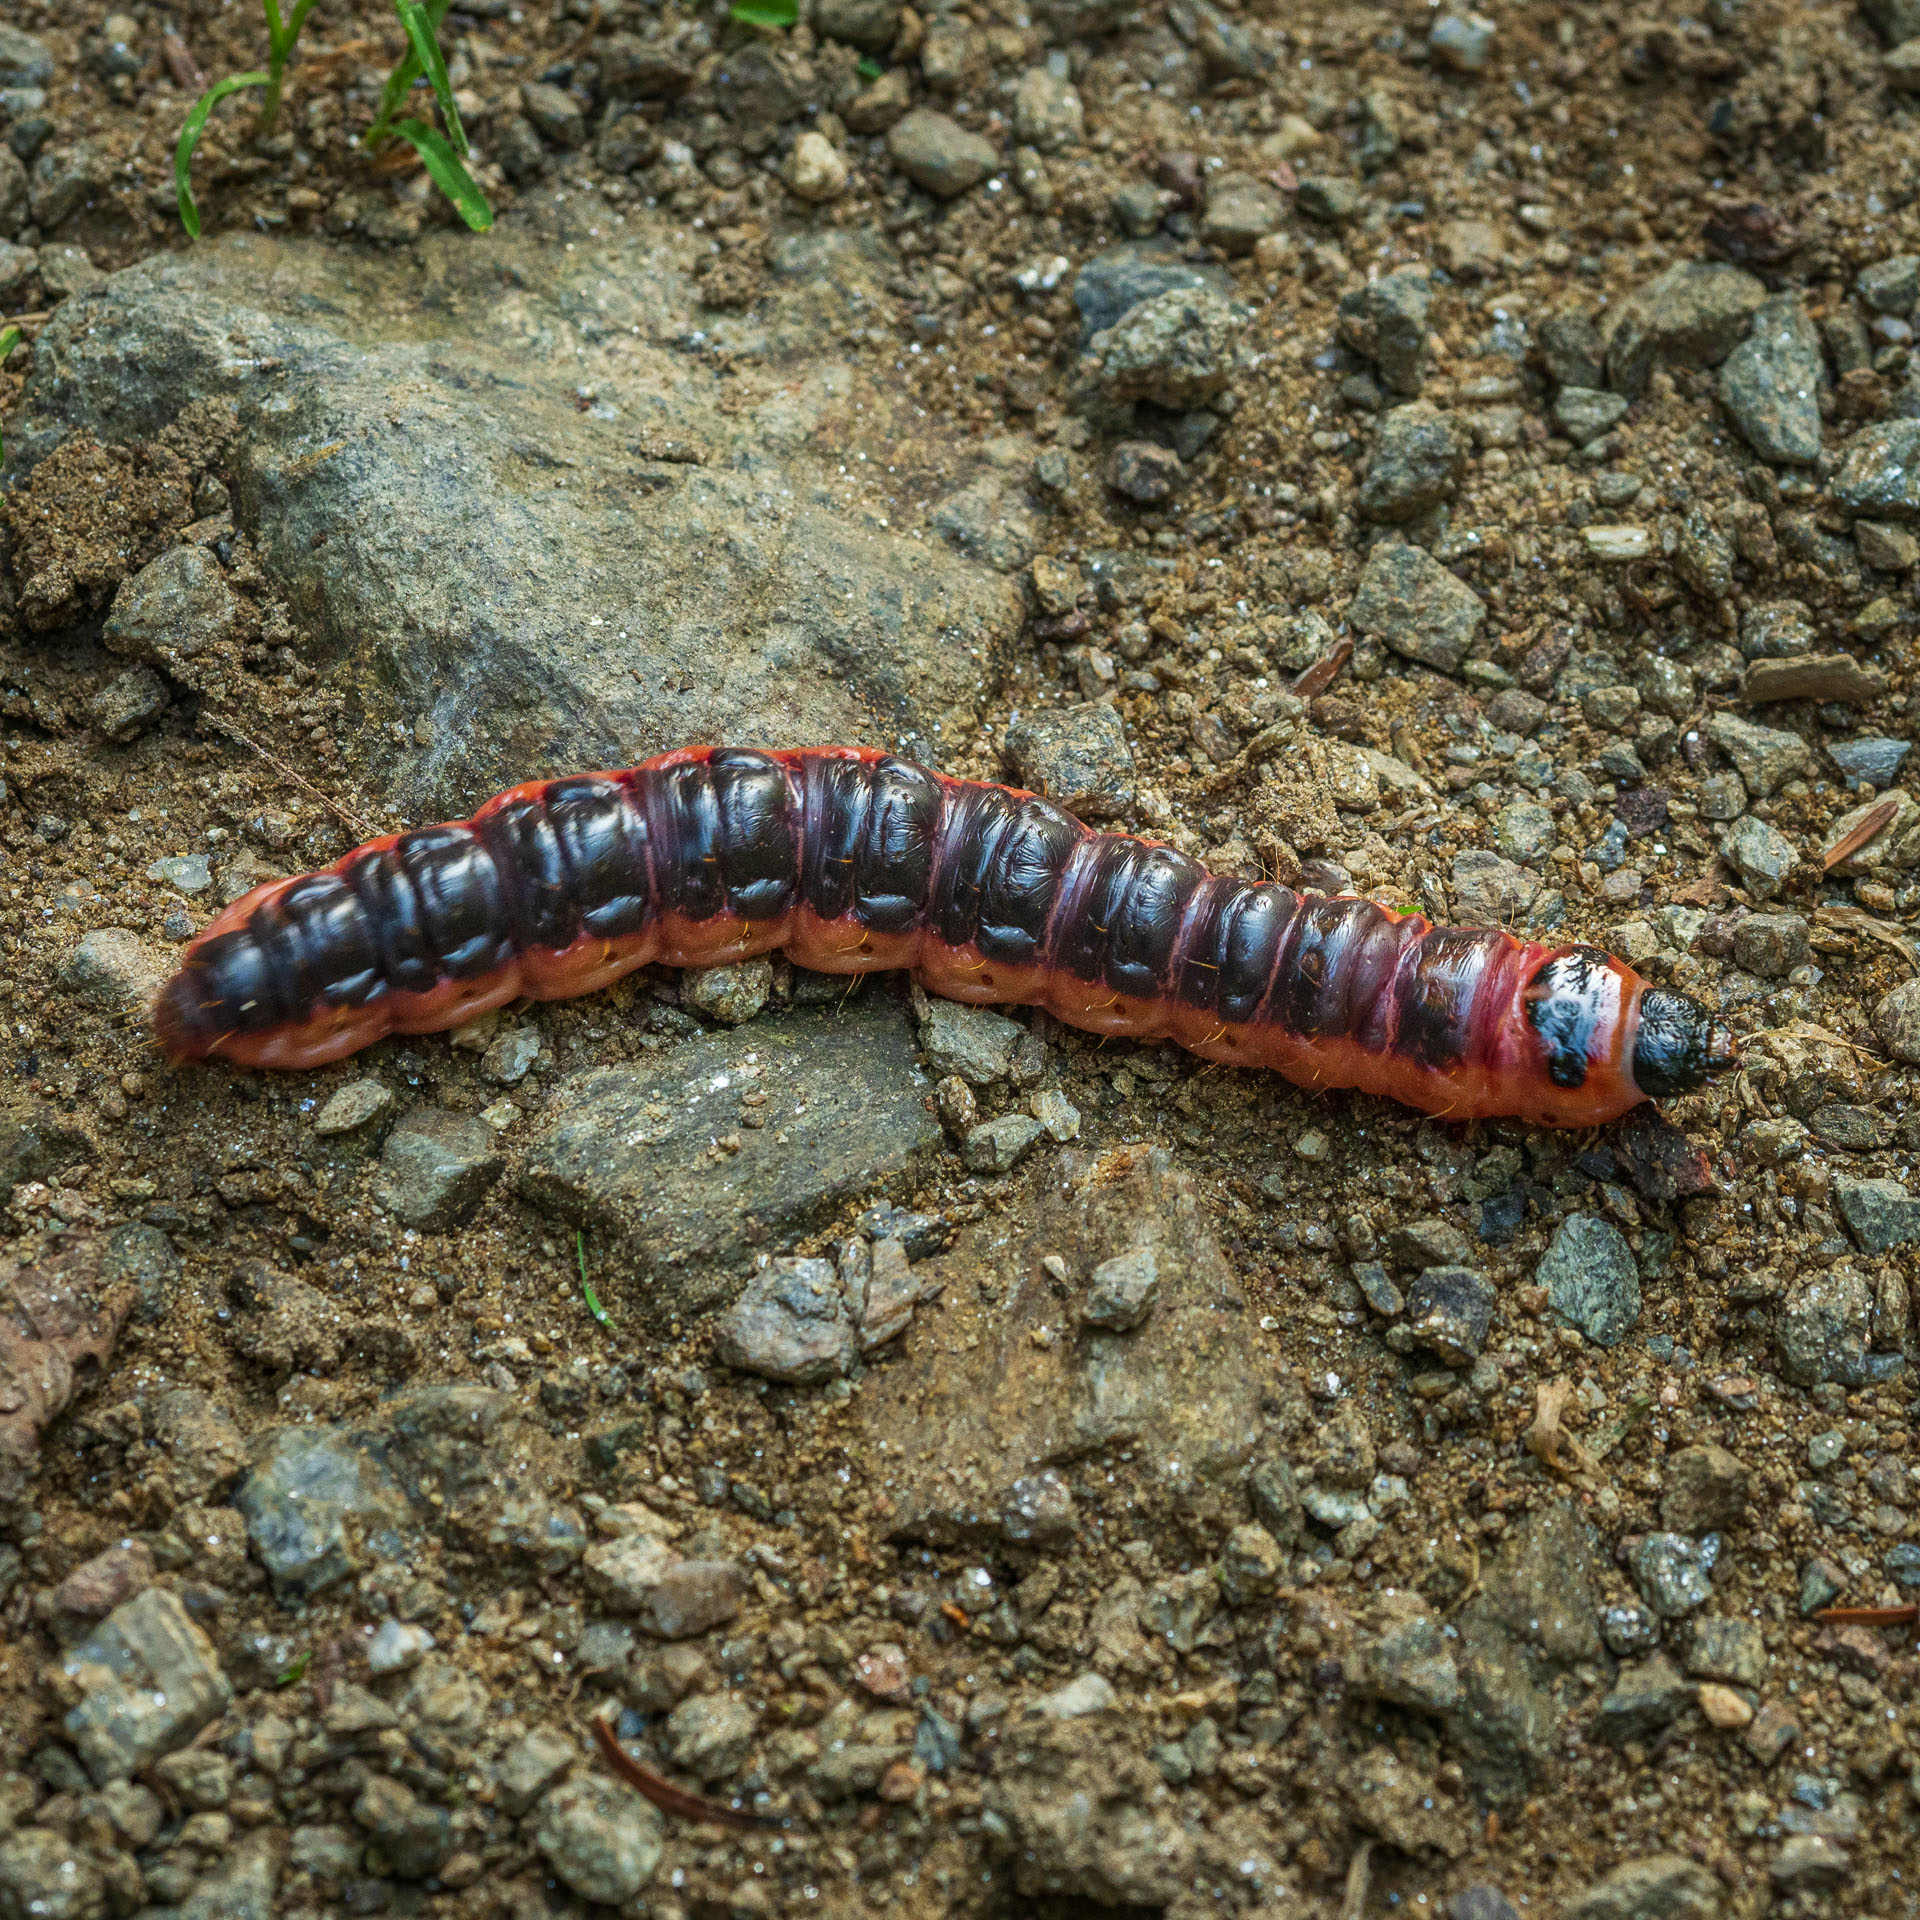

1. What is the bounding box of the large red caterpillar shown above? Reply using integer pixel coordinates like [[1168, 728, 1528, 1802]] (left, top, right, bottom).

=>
[[153, 745, 1733, 1127]]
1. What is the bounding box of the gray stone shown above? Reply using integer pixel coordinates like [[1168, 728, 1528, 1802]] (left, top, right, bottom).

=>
[[1873, 978, 1920, 1064], [1771, 1836, 1849, 1893], [98, 1221, 182, 1327], [1552, 386, 1629, 446], [1387, 1216, 1472, 1268], [1731, 912, 1808, 978], [87, 664, 169, 742], [145, 852, 211, 894], [1450, 1893, 1520, 1920], [1012, 68, 1083, 152], [519, 80, 585, 148], [1822, 788, 1920, 872], [713, 1258, 854, 1384], [1746, 653, 1887, 705], [887, 109, 996, 197], [58, 927, 165, 1016], [1452, 849, 1538, 924], [36, 244, 103, 302], [1070, 242, 1233, 346], [1855, 518, 1920, 569], [1537, 1214, 1640, 1348], [1685, 1616, 1767, 1689], [495, 1727, 576, 1817], [1082, 1247, 1158, 1331], [1539, 307, 1606, 389], [1627, 1535, 1715, 1618], [1405, 1266, 1495, 1365], [1358, 401, 1470, 521], [531, 1776, 665, 1905], [312, 1078, 393, 1137], [815, 0, 903, 53], [1429, 11, 1496, 69], [1349, 1609, 1465, 1716], [1596, 1651, 1692, 1740], [1637, 656, 1697, 717], [354, 1775, 453, 1880], [1560, 1853, 1724, 1920], [1660, 1445, 1749, 1533], [1353, 1262, 1405, 1316], [0, 242, 35, 306], [101, 545, 240, 671], [1493, 800, 1556, 863], [1005, 702, 1134, 818], [234, 1426, 410, 1598], [1199, 171, 1284, 254], [917, 998, 1026, 1083], [11, 231, 1019, 817], [1217, 1521, 1283, 1606], [964, 1112, 1047, 1172], [1707, 710, 1809, 795], [1346, 541, 1485, 673], [666, 1692, 758, 1780], [62, 1588, 233, 1782], [1106, 439, 1184, 502], [520, 1000, 940, 1322], [1860, 253, 1920, 313], [0, 1830, 105, 1920], [1718, 815, 1798, 902], [1335, 268, 1432, 395], [0, 27, 53, 88], [682, 960, 772, 1026], [1607, 261, 1769, 398], [1832, 1175, 1920, 1255], [852, 1150, 1264, 1546], [1776, 1265, 1886, 1386], [372, 1108, 503, 1229], [1720, 299, 1823, 465], [1833, 418, 1920, 523], [1091, 286, 1243, 409], [1738, 599, 1815, 659], [29, 142, 109, 230], [1295, 175, 1362, 223], [1828, 736, 1912, 788]]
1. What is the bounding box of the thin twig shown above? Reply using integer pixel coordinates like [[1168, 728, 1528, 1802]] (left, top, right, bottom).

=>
[[1823, 796, 1900, 872], [1292, 638, 1353, 701], [592, 1716, 777, 1830], [203, 712, 378, 843], [1813, 1605, 1919, 1627]]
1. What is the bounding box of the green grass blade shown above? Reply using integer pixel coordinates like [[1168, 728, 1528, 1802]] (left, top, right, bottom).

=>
[[393, 0, 467, 155], [391, 119, 492, 229], [576, 1228, 611, 1327], [366, 0, 453, 146], [175, 71, 270, 239], [731, 0, 798, 25], [0, 325, 22, 468]]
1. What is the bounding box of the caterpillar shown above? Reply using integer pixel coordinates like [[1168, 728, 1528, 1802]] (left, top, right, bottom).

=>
[[152, 744, 1734, 1127]]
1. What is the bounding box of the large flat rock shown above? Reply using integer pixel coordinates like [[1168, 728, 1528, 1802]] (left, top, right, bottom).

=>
[[8, 214, 1023, 815], [518, 993, 942, 1322]]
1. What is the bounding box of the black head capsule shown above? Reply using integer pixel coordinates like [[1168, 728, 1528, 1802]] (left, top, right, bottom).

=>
[[1631, 988, 1736, 1099]]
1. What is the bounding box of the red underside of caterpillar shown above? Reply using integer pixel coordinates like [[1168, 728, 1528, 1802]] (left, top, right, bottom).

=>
[[154, 744, 1722, 1128]]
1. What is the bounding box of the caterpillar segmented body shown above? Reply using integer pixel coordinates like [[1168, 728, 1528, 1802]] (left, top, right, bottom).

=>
[[153, 745, 1734, 1127]]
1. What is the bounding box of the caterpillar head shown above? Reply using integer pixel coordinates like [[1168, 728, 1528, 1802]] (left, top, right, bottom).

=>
[[1526, 950, 1735, 1103], [1630, 986, 1738, 1099]]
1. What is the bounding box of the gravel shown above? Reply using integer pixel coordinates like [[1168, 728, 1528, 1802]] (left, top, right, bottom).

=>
[[1346, 540, 1486, 672], [1606, 260, 1769, 396], [1718, 297, 1824, 465], [371, 1108, 504, 1228], [1081, 1246, 1159, 1330], [1336, 268, 1432, 394], [1358, 401, 1470, 521], [1536, 1214, 1640, 1348], [1090, 285, 1243, 409], [713, 1257, 855, 1384], [1004, 701, 1135, 816], [531, 1777, 665, 1904], [886, 108, 996, 197], [1717, 815, 1798, 900]]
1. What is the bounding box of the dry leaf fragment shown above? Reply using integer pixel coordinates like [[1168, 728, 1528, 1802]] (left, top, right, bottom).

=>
[[1524, 1378, 1597, 1479]]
